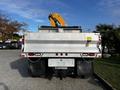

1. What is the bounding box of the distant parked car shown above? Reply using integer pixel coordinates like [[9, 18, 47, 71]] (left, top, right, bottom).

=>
[[0, 42, 7, 49], [8, 41, 21, 49]]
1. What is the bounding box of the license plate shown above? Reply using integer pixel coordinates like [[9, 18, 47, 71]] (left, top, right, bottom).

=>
[[48, 58, 75, 67]]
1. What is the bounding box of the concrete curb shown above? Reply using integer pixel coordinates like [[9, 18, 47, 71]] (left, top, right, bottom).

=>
[[93, 73, 116, 90]]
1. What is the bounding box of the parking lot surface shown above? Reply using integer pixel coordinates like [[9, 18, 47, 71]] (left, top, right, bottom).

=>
[[0, 50, 105, 90]]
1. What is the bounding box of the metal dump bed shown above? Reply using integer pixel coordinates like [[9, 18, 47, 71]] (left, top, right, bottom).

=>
[[24, 33, 100, 52]]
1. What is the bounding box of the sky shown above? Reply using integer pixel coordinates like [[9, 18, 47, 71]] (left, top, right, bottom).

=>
[[0, 0, 120, 32]]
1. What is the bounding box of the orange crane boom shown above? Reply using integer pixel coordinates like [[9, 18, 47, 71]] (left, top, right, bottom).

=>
[[48, 13, 66, 27]]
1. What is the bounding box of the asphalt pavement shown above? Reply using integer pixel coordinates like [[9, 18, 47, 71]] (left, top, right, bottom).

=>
[[0, 50, 105, 90]]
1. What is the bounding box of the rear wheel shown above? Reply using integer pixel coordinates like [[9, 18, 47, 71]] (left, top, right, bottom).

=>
[[28, 58, 46, 77], [28, 62, 37, 77]]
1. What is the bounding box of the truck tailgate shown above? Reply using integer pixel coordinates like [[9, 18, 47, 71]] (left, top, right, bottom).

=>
[[24, 32, 101, 53]]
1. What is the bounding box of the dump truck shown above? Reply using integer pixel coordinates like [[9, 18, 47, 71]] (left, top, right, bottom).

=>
[[21, 13, 102, 79]]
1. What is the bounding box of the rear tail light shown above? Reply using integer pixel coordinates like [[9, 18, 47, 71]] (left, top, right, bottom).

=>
[[28, 53, 35, 56], [28, 53, 43, 56], [88, 53, 95, 56], [82, 53, 95, 56]]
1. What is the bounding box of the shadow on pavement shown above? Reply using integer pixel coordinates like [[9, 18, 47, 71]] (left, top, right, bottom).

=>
[[10, 58, 30, 77], [88, 77, 106, 90], [0, 82, 9, 90], [88, 77, 98, 85]]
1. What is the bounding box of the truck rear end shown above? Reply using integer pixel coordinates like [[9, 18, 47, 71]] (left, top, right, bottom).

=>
[[21, 26, 102, 79]]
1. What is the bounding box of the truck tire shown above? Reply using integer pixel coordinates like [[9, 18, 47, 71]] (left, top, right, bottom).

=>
[[28, 63, 36, 77], [77, 60, 93, 78], [28, 62, 37, 77], [28, 58, 46, 77]]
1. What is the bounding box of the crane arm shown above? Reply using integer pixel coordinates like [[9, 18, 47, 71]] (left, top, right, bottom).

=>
[[48, 13, 66, 27]]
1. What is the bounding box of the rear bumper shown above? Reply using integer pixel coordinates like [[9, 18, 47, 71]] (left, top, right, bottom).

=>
[[21, 52, 102, 58]]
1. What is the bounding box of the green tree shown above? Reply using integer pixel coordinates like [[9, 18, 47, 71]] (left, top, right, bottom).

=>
[[0, 14, 27, 41], [0, 14, 9, 41], [96, 24, 114, 54], [113, 26, 120, 53], [96, 24, 120, 55]]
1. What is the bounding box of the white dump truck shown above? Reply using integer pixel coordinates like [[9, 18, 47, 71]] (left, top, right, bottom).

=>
[[21, 13, 102, 79], [21, 26, 101, 78]]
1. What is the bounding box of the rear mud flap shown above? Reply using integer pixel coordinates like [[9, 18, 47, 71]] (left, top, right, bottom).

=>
[[77, 60, 93, 78]]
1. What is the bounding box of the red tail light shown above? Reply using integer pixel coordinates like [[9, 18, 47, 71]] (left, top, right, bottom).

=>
[[88, 53, 95, 56], [28, 53, 35, 56], [82, 53, 95, 56]]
